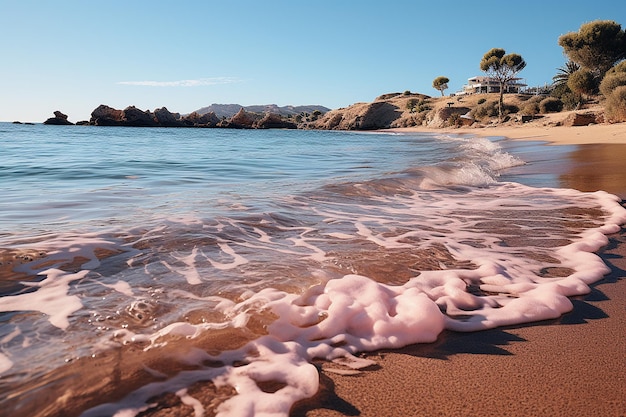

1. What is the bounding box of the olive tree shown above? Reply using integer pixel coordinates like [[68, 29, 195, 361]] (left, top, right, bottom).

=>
[[479, 48, 526, 120], [432, 76, 450, 96], [558, 20, 626, 78]]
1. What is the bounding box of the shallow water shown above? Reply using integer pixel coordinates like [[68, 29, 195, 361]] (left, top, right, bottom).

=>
[[0, 123, 624, 416]]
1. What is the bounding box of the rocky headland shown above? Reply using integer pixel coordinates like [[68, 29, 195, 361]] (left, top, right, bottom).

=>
[[42, 104, 331, 129], [41, 91, 609, 131]]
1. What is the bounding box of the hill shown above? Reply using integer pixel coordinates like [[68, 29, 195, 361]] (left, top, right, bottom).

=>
[[193, 104, 331, 119], [307, 92, 605, 130]]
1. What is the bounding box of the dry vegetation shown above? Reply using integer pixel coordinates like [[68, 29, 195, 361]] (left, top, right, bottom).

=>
[[309, 91, 611, 131]]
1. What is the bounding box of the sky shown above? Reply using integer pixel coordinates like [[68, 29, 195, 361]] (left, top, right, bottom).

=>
[[0, 0, 624, 122]]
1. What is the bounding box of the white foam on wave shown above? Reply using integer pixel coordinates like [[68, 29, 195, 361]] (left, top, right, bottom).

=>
[[80, 184, 626, 417], [419, 135, 525, 189], [1, 169, 623, 417], [0, 268, 88, 330]]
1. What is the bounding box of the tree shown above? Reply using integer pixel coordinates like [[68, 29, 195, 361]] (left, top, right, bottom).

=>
[[567, 69, 596, 106], [558, 20, 626, 79], [479, 48, 526, 120], [552, 60, 580, 88], [432, 76, 450, 96]]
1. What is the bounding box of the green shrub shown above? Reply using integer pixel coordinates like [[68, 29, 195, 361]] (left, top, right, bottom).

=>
[[447, 113, 462, 127], [477, 98, 487, 104], [522, 95, 544, 114], [505, 104, 519, 114], [471, 100, 498, 119], [471, 100, 518, 120], [560, 91, 583, 110], [407, 98, 431, 113], [416, 99, 430, 113], [521, 101, 540, 115], [568, 69, 597, 96], [599, 72, 626, 97], [539, 97, 563, 113], [605, 85, 626, 122]]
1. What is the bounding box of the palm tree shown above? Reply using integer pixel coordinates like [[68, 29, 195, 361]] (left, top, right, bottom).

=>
[[553, 61, 580, 87]]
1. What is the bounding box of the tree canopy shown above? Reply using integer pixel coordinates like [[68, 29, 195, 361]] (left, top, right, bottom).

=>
[[432, 76, 450, 96], [479, 48, 526, 120], [567, 69, 596, 98], [552, 61, 580, 87], [558, 20, 626, 78]]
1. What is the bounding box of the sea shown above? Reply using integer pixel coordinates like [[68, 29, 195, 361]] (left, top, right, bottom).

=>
[[1, 122, 625, 417]]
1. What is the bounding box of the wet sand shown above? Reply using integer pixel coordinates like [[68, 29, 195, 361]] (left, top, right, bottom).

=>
[[294, 232, 626, 416], [294, 123, 626, 416]]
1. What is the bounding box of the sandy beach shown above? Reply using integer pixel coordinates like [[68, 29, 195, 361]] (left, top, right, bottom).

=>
[[293, 119, 626, 416]]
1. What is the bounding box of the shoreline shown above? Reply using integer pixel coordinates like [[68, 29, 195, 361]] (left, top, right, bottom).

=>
[[390, 119, 626, 200], [297, 228, 626, 417], [297, 121, 626, 416], [386, 113, 626, 146]]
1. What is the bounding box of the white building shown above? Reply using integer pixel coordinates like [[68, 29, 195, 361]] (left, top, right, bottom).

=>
[[460, 76, 527, 94]]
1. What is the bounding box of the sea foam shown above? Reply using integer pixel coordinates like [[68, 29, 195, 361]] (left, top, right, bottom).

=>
[[77, 184, 626, 417]]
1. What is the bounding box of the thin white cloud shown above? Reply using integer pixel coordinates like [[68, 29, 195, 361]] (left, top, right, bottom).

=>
[[117, 77, 242, 87]]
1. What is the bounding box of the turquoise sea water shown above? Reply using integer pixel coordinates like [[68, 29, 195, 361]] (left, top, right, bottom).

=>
[[0, 123, 624, 416]]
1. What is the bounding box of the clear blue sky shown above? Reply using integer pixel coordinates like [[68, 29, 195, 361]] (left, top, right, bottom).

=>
[[0, 0, 623, 122]]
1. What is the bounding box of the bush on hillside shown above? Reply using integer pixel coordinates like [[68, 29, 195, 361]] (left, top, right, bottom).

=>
[[606, 61, 626, 75], [470, 100, 518, 120], [605, 85, 626, 122], [407, 98, 430, 113], [599, 72, 626, 97], [471, 100, 500, 120], [567, 69, 597, 96], [560, 91, 583, 110], [549, 83, 582, 110], [520, 95, 544, 115], [477, 98, 487, 105], [447, 113, 463, 127], [539, 97, 563, 113]]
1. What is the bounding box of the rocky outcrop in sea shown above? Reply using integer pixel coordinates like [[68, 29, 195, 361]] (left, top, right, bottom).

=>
[[67, 105, 302, 129], [44, 111, 73, 125]]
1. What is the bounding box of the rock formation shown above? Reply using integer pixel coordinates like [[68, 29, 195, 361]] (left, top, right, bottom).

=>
[[154, 107, 184, 127], [427, 107, 472, 128], [83, 104, 299, 129], [90, 105, 125, 126], [193, 103, 330, 119], [310, 93, 430, 130], [219, 108, 260, 129], [122, 106, 158, 127], [181, 111, 220, 127], [44, 111, 73, 125], [562, 112, 603, 126], [254, 112, 297, 129]]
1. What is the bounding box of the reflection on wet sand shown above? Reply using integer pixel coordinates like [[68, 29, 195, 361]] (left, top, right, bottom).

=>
[[559, 144, 626, 199], [502, 141, 626, 200]]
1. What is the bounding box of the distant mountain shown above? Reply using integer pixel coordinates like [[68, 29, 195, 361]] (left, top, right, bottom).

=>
[[193, 103, 331, 119]]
